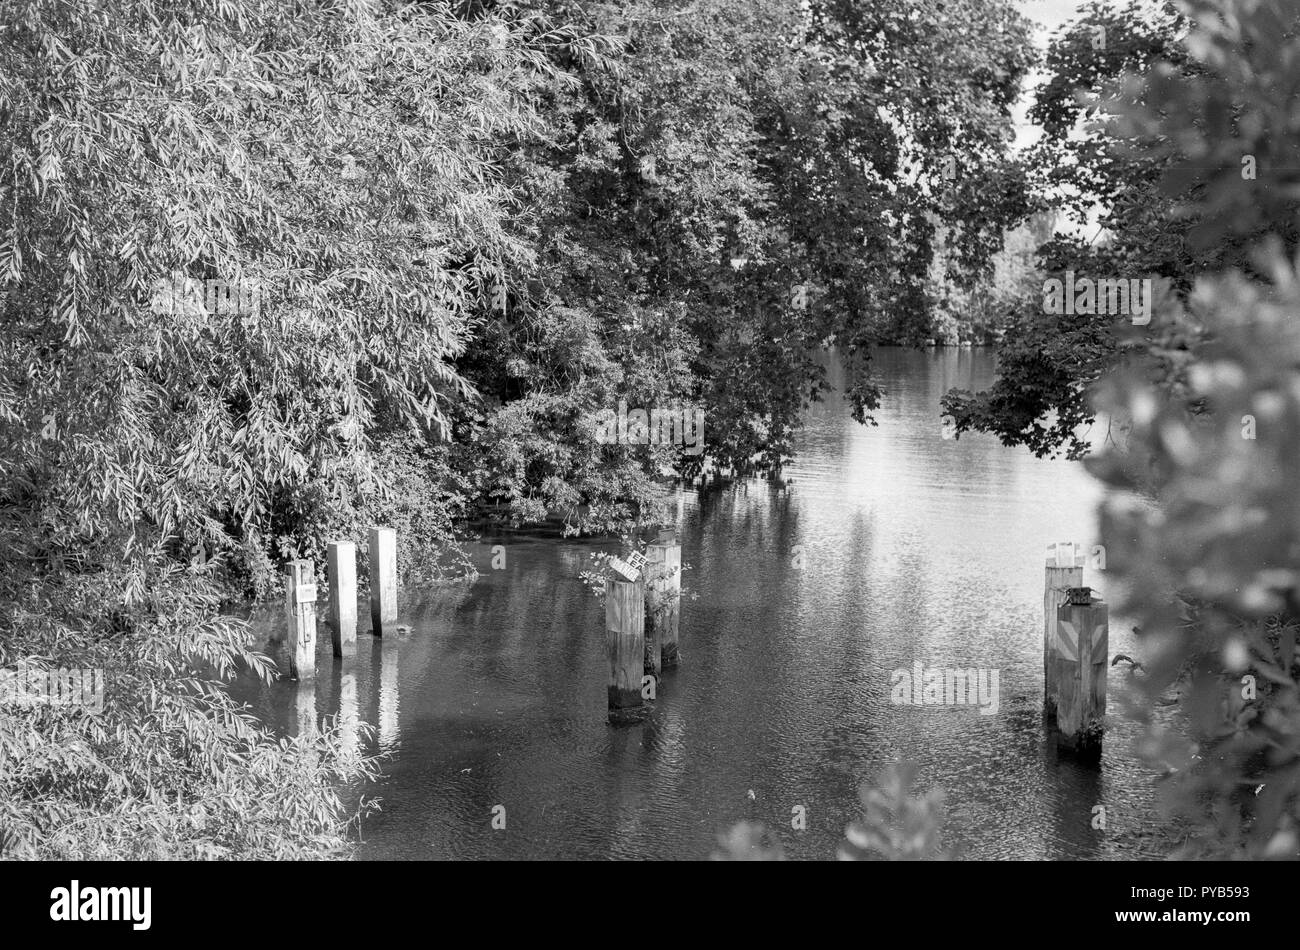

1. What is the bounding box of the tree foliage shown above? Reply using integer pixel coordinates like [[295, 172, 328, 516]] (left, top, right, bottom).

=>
[[0, 0, 1036, 857], [1085, 0, 1300, 859], [0, 0, 550, 856], [452, 0, 1035, 508], [943, 1, 1190, 458]]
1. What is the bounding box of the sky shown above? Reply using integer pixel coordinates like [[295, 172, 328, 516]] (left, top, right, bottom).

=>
[[1012, 0, 1094, 150]]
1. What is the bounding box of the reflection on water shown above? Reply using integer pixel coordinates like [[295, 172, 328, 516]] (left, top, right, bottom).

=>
[[339, 671, 360, 762], [376, 640, 400, 754], [233, 347, 1165, 860], [294, 682, 316, 741]]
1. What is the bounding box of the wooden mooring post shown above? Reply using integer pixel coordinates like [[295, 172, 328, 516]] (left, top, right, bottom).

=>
[[369, 527, 398, 636], [1048, 587, 1109, 754], [285, 559, 318, 681], [606, 576, 646, 722], [1043, 542, 1084, 719], [645, 530, 682, 669], [327, 541, 357, 657]]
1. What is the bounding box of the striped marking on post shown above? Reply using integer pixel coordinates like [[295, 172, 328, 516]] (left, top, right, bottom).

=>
[[1055, 618, 1106, 663]]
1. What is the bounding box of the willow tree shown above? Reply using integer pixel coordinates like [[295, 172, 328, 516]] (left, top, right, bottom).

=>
[[0, 0, 560, 858]]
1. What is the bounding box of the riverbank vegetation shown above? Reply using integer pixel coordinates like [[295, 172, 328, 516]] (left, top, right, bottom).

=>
[[2, 0, 1295, 860]]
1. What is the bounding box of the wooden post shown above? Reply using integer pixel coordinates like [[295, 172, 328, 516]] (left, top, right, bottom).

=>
[[1049, 594, 1109, 753], [641, 552, 661, 680], [646, 533, 682, 668], [1043, 543, 1084, 718], [369, 527, 398, 636], [606, 577, 645, 721], [285, 559, 317, 681], [327, 541, 357, 657]]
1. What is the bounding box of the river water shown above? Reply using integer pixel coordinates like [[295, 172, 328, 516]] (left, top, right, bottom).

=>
[[237, 347, 1164, 860]]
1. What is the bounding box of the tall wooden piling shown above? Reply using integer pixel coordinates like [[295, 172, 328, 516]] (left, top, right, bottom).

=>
[[1043, 543, 1084, 718], [327, 541, 357, 657], [606, 577, 645, 720], [646, 532, 682, 668], [369, 527, 398, 636], [285, 559, 318, 681], [1049, 592, 1109, 753]]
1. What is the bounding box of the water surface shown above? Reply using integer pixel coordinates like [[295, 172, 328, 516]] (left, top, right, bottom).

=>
[[238, 347, 1160, 860]]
